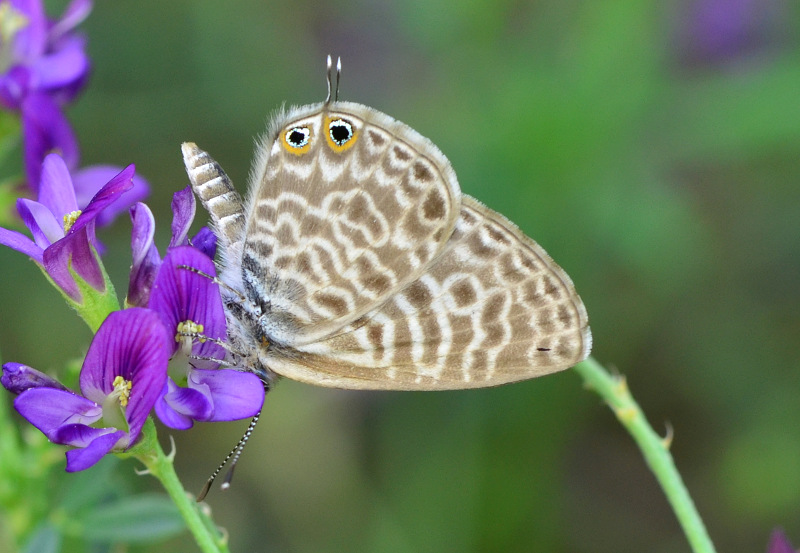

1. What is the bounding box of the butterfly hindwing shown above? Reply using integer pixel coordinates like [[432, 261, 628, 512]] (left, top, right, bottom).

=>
[[265, 196, 591, 390]]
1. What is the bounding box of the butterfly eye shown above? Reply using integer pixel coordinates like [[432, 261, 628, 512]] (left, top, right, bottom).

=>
[[285, 126, 311, 149], [328, 119, 354, 146]]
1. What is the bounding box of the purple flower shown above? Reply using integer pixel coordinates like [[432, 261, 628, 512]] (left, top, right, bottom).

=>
[[0, 0, 149, 208], [191, 226, 217, 260], [168, 185, 196, 249], [0, 153, 134, 301], [127, 187, 217, 307], [0, 0, 92, 110], [166, 185, 216, 258], [127, 202, 160, 308], [18, 96, 149, 214], [72, 164, 150, 227], [4, 308, 169, 472], [1, 362, 68, 394], [20, 92, 79, 189], [148, 246, 264, 430], [768, 529, 796, 553], [0, 0, 92, 188], [679, 0, 786, 69]]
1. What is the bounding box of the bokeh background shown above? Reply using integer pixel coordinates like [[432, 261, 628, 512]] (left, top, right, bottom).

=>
[[2, 1, 799, 551]]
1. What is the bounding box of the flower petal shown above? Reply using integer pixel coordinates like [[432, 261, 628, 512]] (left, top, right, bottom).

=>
[[148, 246, 227, 363], [37, 153, 78, 219], [65, 429, 126, 472], [34, 39, 89, 91], [168, 186, 195, 249], [155, 377, 212, 429], [14, 387, 101, 441], [0, 65, 30, 109], [42, 224, 101, 299], [70, 164, 135, 233], [1, 362, 68, 394], [73, 165, 149, 227], [79, 308, 170, 441], [40, 165, 138, 298], [21, 93, 79, 191], [55, 422, 118, 448], [189, 368, 265, 422], [0, 226, 43, 263], [191, 227, 217, 260], [129, 203, 156, 266], [17, 198, 62, 247], [10, 0, 47, 61], [154, 391, 192, 430], [127, 203, 161, 307], [49, 0, 93, 43]]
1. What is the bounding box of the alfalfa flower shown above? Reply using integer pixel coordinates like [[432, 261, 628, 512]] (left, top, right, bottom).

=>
[[148, 246, 264, 429], [3, 308, 170, 471], [127, 186, 216, 308], [0, 153, 134, 302], [0, 0, 92, 188]]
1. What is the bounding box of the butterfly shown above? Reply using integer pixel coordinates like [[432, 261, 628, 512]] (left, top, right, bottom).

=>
[[182, 57, 590, 394], [183, 57, 591, 498]]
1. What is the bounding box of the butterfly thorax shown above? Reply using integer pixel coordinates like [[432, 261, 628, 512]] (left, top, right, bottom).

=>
[[219, 288, 280, 386]]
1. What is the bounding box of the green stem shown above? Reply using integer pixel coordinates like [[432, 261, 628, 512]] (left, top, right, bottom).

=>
[[130, 419, 229, 553], [572, 357, 717, 553]]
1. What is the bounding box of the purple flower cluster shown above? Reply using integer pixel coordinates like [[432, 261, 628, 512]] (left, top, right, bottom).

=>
[[0, 0, 148, 201], [0, 153, 134, 300], [0, 0, 264, 472], [0, 0, 148, 301], [129, 189, 262, 431], [0, 167, 264, 471], [3, 309, 170, 471]]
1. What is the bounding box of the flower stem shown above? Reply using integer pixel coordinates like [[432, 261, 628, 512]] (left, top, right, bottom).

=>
[[572, 357, 717, 553], [130, 419, 229, 553]]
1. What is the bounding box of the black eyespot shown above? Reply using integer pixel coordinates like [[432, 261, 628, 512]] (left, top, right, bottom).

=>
[[285, 126, 311, 148], [329, 119, 353, 146]]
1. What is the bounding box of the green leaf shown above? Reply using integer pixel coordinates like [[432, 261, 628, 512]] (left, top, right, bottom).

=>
[[22, 523, 62, 553], [79, 493, 186, 543]]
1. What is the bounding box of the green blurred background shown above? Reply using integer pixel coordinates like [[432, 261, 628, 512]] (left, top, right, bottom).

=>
[[2, 0, 800, 551]]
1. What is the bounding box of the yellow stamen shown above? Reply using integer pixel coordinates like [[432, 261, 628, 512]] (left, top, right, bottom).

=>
[[63, 210, 82, 233], [176, 320, 205, 343], [112, 375, 132, 408], [0, 3, 28, 46]]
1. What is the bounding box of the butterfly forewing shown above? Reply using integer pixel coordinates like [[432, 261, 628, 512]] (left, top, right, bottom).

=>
[[265, 196, 591, 390], [240, 102, 462, 347]]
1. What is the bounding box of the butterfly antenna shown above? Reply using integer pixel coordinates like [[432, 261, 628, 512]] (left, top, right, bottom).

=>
[[325, 55, 333, 104], [219, 413, 257, 490], [196, 380, 270, 502], [335, 56, 342, 102], [325, 55, 342, 104]]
